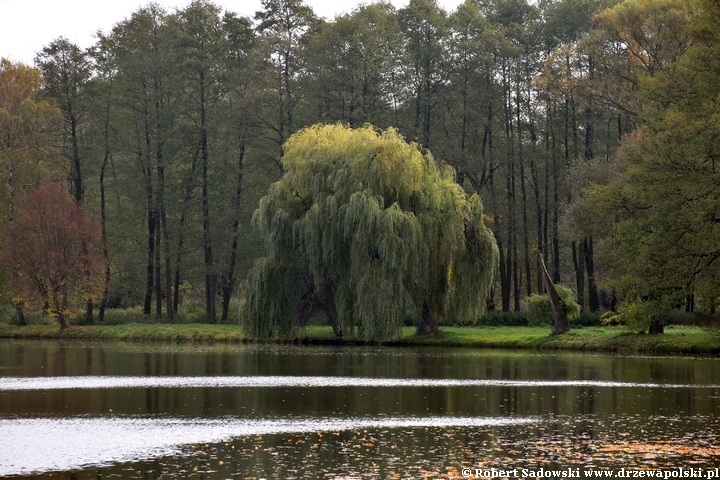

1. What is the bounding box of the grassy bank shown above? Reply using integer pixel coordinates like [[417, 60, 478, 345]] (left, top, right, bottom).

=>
[[0, 323, 718, 355]]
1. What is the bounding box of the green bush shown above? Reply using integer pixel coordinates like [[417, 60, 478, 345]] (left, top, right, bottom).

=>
[[601, 299, 658, 332], [602, 302, 720, 332], [575, 311, 602, 326], [523, 284, 581, 326], [0, 302, 56, 325]]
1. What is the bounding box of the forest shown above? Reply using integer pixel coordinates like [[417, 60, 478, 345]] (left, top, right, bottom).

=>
[[1, 0, 718, 337]]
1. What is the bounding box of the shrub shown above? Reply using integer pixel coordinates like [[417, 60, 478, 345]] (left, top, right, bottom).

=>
[[601, 298, 677, 333], [523, 284, 581, 326], [576, 311, 602, 327]]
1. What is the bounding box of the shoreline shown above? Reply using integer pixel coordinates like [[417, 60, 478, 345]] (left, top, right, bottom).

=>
[[0, 324, 719, 356]]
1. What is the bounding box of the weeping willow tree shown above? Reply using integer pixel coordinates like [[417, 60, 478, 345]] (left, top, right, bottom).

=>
[[241, 124, 498, 341]]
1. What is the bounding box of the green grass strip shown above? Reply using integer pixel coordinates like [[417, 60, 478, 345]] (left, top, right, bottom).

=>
[[0, 324, 718, 355]]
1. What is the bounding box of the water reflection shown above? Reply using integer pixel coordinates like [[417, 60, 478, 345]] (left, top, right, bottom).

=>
[[4, 375, 719, 390], [3, 341, 720, 384], [0, 340, 719, 478], [0, 415, 536, 477]]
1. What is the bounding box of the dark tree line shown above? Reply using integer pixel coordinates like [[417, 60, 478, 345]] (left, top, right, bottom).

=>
[[8, 0, 683, 323]]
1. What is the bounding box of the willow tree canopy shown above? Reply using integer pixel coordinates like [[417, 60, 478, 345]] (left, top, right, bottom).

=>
[[241, 124, 498, 341]]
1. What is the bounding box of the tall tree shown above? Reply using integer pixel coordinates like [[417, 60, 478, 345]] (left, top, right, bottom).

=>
[[0, 59, 64, 226], [176, 0, 233, 321], [36, 38, 96, 321], [399, 0, 448, 148], [218, 11, 256, 321], [0, 59, 64, 325], [580, 0, 714, 332], [35, 38, 92, 205], [105, 4, 177, 318], [254, 0, 317, 166], [303, 3, 400, 129], [241, 124, 498, 340], [441, 0, 499, 190]]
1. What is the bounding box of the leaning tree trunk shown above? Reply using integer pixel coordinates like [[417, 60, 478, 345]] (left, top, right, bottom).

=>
[[539, 253, 570, 334]]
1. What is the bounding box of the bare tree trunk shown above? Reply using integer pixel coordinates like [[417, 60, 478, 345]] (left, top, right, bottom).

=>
[[503, 62, 518, 311], [143, 189, 155, 315], [161, 212, 172, 320], [543, 116, 550, 275], [173, 149, 200, 314], [498, 237, 510, 311], [99, 144, 111, 323], [70, 113, 95, 323], [157, 142, 172, 321], [529, 126, 544, 295], [200, 70, 216, 321], [221, 140, 245, 321], [550, 107, 561, 283], [154, 213, 162, 318], [517, 88, 531, 298], [572, 240, 585, 310], [584, 236, 599, 312], [142, 112, 155, 315]]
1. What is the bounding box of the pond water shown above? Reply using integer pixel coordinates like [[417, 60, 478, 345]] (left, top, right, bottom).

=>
[[0, 340, 719, 479]]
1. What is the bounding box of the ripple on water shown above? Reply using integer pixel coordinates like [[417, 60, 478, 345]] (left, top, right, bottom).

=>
[[0, 415, 537, 476], [1, 375, 719, 391]]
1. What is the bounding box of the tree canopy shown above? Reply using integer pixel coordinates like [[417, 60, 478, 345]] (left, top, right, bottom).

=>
[[6, 0, 720, 331], [579, 0, 720, 331], [0, 59, 64, 226], [241, 124, 498, 341], [0, 183, 104, 328]]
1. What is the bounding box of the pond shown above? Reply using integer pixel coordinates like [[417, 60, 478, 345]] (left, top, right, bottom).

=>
[[0, 340, 719, 478]]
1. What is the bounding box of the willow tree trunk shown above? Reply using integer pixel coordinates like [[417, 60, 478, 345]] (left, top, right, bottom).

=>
[[416, 301, 438, 335], [539, 253, 569, 334], [322, 278, 342, 338]]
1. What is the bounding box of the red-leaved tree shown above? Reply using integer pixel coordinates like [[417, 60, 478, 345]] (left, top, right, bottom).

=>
[[1, 183, 104, 328]]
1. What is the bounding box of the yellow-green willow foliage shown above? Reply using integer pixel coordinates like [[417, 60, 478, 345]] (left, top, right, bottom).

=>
[[241, 124, 498, 340]]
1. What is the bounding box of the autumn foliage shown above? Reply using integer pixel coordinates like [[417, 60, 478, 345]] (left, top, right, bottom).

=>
[[0, 183, 104, 328]]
